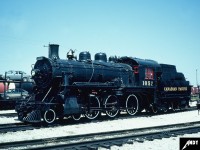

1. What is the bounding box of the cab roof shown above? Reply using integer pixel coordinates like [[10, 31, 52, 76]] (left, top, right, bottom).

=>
[[118, 56, 161, 71]]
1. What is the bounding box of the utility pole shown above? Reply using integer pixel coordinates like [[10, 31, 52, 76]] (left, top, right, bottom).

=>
[[196, 69, 200, 99]]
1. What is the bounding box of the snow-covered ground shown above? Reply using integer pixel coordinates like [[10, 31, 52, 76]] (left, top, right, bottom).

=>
[[0, 101, 199, 150]]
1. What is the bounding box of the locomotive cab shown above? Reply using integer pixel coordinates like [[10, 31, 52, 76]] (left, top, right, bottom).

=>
[[118, 57, 161, 87]]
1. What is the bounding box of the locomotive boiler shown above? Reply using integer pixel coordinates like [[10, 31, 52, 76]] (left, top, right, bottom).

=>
[[15, 44, 191, 124], [32, 45, 134, 89]]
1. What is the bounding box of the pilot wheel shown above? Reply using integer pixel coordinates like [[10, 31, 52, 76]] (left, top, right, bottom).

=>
[[43, 109, 56, 124], [72, 114, 81, 121]]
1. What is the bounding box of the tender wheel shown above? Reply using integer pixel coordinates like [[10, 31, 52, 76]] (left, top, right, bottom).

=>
[[126, 94, 139, 116], [151, 105, 158, 114], [104, 95, 119, 118], [43, 109, 56, 124], [163, 104, 169, 113], [180, 104, 187, 111], [85, 95, 100, 120], [171, 102, 177, 111], [163, 107, 168, 113], [72, 114, 81, 121]]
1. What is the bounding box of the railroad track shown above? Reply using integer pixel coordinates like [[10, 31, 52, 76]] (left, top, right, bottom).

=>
[[0, 121, 200, 150], [0, 122, 39, 133]]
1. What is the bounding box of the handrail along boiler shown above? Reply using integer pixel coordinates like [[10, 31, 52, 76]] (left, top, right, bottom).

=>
[[15, 44, 191, 124]]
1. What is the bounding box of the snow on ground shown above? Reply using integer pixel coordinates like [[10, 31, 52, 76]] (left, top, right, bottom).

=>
[[0, 101, 199, 150]]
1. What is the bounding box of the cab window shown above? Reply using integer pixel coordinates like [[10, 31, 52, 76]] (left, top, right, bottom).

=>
[[145, 68, 154, 80]]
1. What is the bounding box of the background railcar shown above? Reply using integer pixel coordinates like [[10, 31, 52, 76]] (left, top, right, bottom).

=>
[[0, 73, 34, 109]]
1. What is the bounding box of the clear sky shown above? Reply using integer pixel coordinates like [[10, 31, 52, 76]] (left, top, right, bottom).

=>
[[0, 0, 199, 86]]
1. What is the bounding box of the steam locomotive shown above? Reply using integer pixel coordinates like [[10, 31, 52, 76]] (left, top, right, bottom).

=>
[[15, 44, 191, 124]]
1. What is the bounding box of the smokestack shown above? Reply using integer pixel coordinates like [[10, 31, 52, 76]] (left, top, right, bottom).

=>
[[48, 44, 60, 59]]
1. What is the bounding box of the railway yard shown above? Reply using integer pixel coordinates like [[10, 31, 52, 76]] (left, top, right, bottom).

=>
[[0, 101, 199, 150], [0, 44, 196, 150], [1, 0, 200, 149]]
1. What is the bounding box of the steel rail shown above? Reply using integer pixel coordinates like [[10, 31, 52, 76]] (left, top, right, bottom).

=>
[[0, 112, 17, 117], [0, 122, 40, 134]]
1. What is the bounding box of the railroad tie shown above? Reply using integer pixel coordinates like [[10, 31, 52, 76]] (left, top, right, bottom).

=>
[[99, 142, 111, 149]]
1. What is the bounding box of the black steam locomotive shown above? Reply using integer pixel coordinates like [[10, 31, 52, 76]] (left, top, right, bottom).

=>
[[15, 44, 191, 124]]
